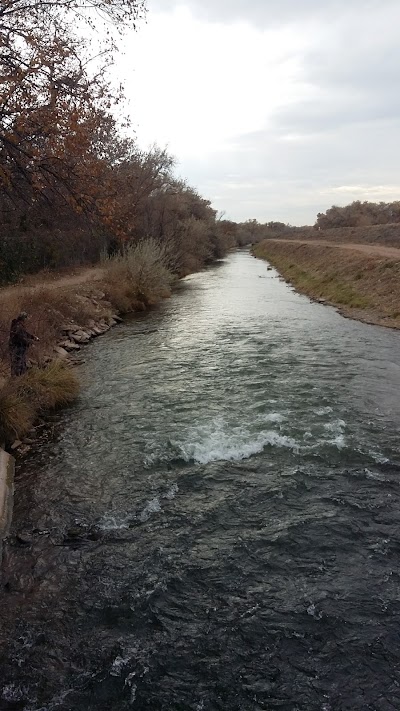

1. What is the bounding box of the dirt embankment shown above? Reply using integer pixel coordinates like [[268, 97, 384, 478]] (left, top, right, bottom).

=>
[[0, 246, 177, 450], [0, 266, 112, 383], [253, 239, 400, 330], [0, 266, 123, 449]]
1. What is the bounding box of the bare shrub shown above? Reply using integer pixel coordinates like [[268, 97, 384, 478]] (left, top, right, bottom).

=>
[[104, 238, 174, 312]]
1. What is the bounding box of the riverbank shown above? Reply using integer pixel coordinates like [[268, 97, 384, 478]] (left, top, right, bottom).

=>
[[0, 242, 179, 451], [253, 239, 400, 330]]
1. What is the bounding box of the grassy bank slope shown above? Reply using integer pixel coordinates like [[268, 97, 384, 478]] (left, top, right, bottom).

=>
[[253, 240, 400, 329]]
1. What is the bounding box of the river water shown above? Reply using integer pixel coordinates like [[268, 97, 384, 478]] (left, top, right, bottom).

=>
[[1, 250, 400, 711]]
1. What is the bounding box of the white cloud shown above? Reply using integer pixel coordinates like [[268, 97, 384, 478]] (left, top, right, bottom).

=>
[[116, 0, 400, 224], [121, 7, 314, 156]]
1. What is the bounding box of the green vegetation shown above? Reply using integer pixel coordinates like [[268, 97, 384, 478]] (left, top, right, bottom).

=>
[[272, 260, 372, 308]]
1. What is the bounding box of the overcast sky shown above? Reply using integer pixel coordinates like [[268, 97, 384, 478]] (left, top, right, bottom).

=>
[[119, 0, 400, 225]]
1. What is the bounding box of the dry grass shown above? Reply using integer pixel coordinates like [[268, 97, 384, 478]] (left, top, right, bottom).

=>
[[0, 362, 79, 444], [103, 239, 174, 313], [254, 240, 400, 328], [0, 284, 111, 379], [19, 361, 80, 410], [0, 386, 36, 444], [278, 224, 400, 248]]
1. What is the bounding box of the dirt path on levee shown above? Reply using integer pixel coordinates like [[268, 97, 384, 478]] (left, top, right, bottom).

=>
[[0, 266, 105, 298], [267, 238, 400, 260]]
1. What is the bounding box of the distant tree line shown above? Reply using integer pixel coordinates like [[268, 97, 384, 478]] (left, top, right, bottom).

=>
[[228, 200, 400, 243], [315, 201, 400, 229]]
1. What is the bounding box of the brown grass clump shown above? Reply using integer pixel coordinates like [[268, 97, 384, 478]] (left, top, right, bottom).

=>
[[19, 361, 80, 411], [0, 363, 79, 445], [253, 240, 400, 329], [0, 385, 36, 444]]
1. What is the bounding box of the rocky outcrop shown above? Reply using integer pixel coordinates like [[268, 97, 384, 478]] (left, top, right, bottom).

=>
[[53, 312, 121, 360]]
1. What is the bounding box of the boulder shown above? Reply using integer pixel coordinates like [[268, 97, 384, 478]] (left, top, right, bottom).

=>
[[69, 330, 90, 343], [61, 323, 80, 333], [97, 320, 110, 332]]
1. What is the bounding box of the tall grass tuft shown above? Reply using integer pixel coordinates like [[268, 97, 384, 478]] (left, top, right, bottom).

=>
[[104, 238, 174, 312], [20, 361, 80, 411], [0, 363, 79, 444], [0, 386, 36, 444]]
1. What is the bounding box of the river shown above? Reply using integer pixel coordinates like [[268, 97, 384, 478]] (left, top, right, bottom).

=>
[[1, 250, 400, 711]]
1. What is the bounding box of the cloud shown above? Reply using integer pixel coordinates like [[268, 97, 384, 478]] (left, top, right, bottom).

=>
[[122, 0, 400, 223], [150, 0, 384, 26]]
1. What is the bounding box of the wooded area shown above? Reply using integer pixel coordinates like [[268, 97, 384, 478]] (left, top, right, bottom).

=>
[[0, 0, 241, 284]]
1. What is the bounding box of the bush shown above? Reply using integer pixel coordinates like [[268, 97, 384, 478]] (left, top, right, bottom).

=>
[[104, 238, 174, 312]]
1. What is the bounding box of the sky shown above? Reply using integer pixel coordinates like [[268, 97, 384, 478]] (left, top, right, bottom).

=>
[[118, 0, 400, 225]]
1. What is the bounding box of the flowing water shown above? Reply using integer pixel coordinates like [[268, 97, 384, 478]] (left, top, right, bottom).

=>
[[1, 251, 400, 711]]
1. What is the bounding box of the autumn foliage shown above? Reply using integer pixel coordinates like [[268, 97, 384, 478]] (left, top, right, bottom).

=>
[[0, 0, 233, 284]]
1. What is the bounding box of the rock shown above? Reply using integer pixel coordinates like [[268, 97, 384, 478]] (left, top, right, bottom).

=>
[[113, 314, 123, 322], [61, 323, 80, 333], [62, 340, 81, 351], [53, 346, 69, 359], [98, 320, 110, 332], [69, 330, 90, 343], [11, 440, 22, 450]]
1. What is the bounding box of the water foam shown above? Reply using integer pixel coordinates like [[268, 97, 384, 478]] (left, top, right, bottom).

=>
[[98, 514, 130, 531], [323, 419, 346, 449], [164, 483, 179, 500], [173, 419, 299, 465], [140, 497, 162, 522]]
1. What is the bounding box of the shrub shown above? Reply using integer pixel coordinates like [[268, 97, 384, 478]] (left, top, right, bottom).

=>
[[104, 238, 174, 312]]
